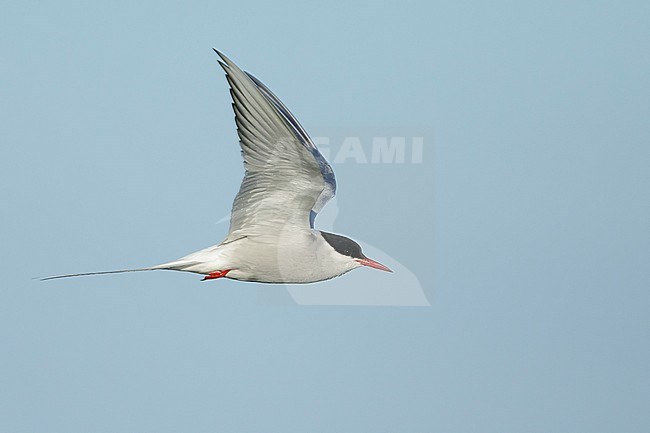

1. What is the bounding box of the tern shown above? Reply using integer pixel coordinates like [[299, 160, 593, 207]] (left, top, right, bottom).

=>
[[43, 50, 391, 283]]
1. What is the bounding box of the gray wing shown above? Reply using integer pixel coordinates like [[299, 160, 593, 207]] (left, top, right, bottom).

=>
[[214, 50, 336, 235]]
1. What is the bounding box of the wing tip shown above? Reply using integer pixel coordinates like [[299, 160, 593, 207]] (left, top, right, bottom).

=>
[[213, 48, 235, 67], [212, 48, 230, 70]]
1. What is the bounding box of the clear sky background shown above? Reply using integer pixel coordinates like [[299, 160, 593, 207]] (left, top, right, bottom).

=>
[[2, 1, 649, 432]]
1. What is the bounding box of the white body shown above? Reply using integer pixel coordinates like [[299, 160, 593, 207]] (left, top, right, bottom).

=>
[[157, 229, 361, 283]]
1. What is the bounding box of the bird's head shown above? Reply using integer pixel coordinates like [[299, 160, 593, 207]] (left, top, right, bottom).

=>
[[319, 231, 392, 273]]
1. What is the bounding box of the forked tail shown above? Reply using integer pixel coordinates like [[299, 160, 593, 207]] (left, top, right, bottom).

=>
[[39, 267, 157, 281], [39, 260, 203, 281]]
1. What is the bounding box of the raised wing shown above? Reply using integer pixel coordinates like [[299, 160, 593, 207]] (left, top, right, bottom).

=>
[[214, 50, 336, 235]]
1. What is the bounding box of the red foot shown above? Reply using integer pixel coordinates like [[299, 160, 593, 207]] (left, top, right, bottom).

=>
[[201, 270, 231, 281]]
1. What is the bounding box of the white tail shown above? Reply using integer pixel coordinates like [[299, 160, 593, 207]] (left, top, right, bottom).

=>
[[39, 260, 204, 281], [39, 267, 157, 281]]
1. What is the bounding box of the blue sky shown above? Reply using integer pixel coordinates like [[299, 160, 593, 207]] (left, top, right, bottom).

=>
[[1, 1, 649, 432]]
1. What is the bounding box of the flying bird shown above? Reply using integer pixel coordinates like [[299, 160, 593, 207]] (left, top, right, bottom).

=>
[[43, 50, 391, 283]]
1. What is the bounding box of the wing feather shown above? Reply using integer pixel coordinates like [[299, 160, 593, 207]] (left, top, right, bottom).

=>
[[214, 50, 336, 234]]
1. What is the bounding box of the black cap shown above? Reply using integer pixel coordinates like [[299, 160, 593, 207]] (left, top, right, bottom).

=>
[[319, 231, 365, 259]]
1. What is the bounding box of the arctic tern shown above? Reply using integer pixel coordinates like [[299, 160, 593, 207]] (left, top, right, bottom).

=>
[[43, 50, 391, 283]]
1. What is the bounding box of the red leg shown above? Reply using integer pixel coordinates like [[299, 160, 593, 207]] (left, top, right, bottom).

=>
[[201, 270, 231, 281]]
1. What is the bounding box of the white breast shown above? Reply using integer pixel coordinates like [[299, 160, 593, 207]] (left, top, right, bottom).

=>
[[224, 229, 359, 284]]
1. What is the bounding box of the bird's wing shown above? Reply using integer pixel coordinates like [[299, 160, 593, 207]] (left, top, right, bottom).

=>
[[215, 50, 336, 235]]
